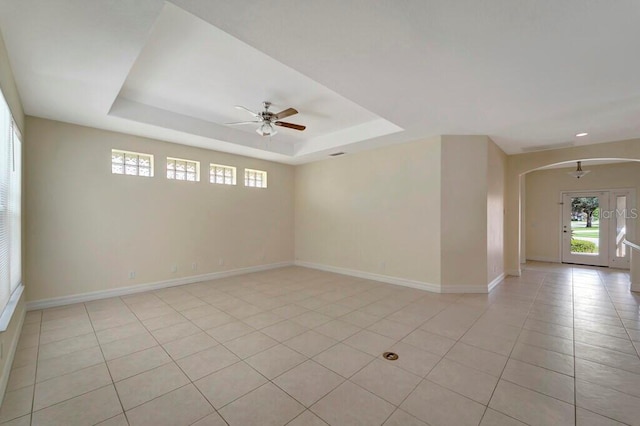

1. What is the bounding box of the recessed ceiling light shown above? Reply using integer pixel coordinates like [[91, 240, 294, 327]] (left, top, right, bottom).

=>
[[576, 132, 588, 137]]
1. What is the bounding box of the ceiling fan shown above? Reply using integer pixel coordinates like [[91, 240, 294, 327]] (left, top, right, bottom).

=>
[[226, 101, 306, 137]]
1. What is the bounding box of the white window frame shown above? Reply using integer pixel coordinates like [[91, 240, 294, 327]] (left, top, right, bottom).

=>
[[244, 168, 268, 188], [112, 149, 154, 177], [0, 89, 24, 331], [209, 163, 236, 185], [167, 157, 200, 182]]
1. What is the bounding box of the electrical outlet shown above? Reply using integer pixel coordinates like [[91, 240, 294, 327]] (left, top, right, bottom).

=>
[[171, 265, 177, 273], [218, 257, 224, 266], [129, 271, 136, 279], [191, 262, 197, 271]]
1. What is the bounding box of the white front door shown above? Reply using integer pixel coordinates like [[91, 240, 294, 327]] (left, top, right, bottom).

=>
[[562, 192, 610, 266]]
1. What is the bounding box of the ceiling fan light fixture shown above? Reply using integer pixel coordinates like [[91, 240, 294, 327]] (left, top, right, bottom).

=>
[[256, 122, 277, 137], [568, 161, 590, 179], [231, 102, 304, 137]]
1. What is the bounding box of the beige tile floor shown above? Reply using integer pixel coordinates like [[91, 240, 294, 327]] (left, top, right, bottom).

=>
[[1, 263, 640, 425]]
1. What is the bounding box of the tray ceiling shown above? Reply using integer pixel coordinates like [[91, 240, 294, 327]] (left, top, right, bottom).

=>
[[1, 1, 639, 163]]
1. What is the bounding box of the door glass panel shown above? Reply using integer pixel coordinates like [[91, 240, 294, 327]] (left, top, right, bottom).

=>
[[616, 195, 627, 258], [571, 196, 599, 255]]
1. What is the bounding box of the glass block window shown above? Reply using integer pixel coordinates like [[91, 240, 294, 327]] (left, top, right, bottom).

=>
[[112, 149, 153, 177], [244, 168, 267, 188], [167, 157, 199, 182], [209, 164, 236, 185]]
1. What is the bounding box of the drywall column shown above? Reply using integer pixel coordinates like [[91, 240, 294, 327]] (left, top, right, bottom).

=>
[[487, 140, 507, 286], [505, 162, 522, 276], [440, 136, 490, 292]]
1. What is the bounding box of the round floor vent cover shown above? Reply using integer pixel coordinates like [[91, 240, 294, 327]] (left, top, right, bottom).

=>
[[382, 352, 399, 361]]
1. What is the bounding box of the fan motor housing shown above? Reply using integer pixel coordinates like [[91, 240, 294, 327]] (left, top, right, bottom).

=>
[[259, 111, 275, 122]]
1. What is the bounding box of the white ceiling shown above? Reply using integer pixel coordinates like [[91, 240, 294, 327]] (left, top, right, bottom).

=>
[[1, 1, 640, 164]]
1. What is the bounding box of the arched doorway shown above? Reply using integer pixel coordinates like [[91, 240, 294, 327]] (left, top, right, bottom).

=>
[[505, 139, 640, 276], [521, 159, 639, 268]]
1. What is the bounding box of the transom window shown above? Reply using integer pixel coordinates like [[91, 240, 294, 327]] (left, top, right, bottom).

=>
[[210, 164, 236, 185], [244, 168, 267, 188], [167, 157, 199, 181], [112, 149, 153, 177]]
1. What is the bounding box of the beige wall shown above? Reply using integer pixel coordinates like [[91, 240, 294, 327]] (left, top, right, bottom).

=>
[[525, 162, 640, 262], [25, 117, 294, 302], [439, 136, 507, 290], [0, 31, 23, 132], [0, 30, 25, 404], [440, 136, 489, 289], [294, 137, 442, 285], [506, 139, 640, 274], [487, 139, 506, 283], [295, 135, 507, 292]]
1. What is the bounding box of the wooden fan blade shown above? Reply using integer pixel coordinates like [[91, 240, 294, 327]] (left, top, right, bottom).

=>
[[274, 108, 298, 120], [225, 121, 260, 125], [274, 121, 306, 131], [234, 105, 258, 116]]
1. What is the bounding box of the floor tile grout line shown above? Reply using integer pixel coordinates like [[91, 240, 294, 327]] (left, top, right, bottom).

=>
[[82, 302, 130, 426], [87, 296, 198, 418], [96, 412, 129, 426], [16, 280, 444, 420], [477, 269, 547, 425], [176, 286, 365, 423], [97, 288, 342, 402], [27, 383, 116, 423], [378, 278, 534, 425], [28, 313, 42, 426], [572, 268, 578, 426], [259, 330, 381, 416], [598, 270, 640, 359], [130, 300, 232, 426], [212, 285, 456, 424], [570, 342, 640, 372], [141, 279, 357, 416], [580, 269, 640, 426], [577, 405, 634, 426], [12, 266, 637, 426], [569, 267, 640, 425], [282, 409, 321, 426]]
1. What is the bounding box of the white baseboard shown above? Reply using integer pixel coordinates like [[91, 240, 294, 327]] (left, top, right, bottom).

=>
[[0, 294, 25, 406], [487, 273, 505, 292], [295, 261, 441, 293], [526, 256, 561, 263], [441, 273, 505, 294], [440, 284, 490, 294], [26, 261, 294, 311], [506, 269, 522, 277]]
